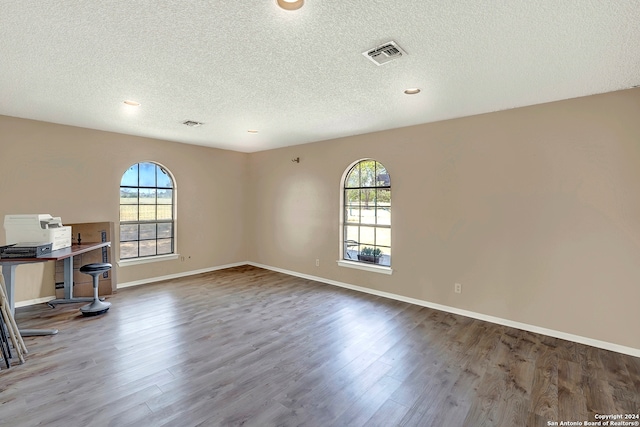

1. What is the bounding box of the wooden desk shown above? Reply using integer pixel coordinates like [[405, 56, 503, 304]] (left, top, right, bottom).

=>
[[0, 242, 111, 336]]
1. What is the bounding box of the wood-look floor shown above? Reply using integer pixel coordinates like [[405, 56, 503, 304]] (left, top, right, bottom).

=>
[[1, 265, 638, 427]]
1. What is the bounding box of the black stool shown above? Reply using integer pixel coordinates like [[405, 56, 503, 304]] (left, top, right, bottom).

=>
[[79, 263, 112, 316]]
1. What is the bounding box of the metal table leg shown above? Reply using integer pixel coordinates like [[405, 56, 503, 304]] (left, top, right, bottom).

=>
[[2, 263, 59, 336], [47, 256, 102, 307]]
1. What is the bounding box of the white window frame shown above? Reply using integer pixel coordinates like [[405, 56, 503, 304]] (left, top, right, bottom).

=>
[[338, 158, 392, 275], [118, 161, 178, 266]]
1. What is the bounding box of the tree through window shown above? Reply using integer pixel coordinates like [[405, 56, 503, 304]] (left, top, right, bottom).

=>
[[343, 159, 391, 267], [119, 162, 175, 259]]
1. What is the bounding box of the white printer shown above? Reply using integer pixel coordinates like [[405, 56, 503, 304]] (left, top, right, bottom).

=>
[[4, 214, 72, 251]]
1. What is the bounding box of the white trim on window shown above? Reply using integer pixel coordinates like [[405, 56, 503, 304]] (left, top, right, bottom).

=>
[[337, 260, 393, 275], [340, 158, 392, 268], [118, 253, 180, 267], [119, 161, 177, 261]]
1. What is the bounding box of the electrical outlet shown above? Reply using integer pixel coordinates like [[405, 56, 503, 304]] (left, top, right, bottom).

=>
[[315, 258, 319, 267], [455, 283, 462, 294]]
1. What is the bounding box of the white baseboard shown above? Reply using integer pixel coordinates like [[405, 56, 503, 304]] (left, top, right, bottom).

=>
[[15, 296, 56, 308], [117, 261, 248, 289], [247, 262, 640, 358]]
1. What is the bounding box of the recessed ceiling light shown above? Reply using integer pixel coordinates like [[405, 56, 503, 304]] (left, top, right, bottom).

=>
[[404, 88, 421, 95], [123, 100, 141, 106], [277, 0, 304, 11], [247, 130, 259, 133]]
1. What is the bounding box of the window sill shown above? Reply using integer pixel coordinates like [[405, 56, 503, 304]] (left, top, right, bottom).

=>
[[118, 253, 179, 267], [337, 260, 393, 275]]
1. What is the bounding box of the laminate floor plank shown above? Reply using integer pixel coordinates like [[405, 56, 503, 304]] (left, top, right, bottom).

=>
[[363, 398, 411, 427], [385, 348, 447, 408], [396, 356, 460, 426], [2, 265, 638, 426], [333, 374, 404, 426], [528, 345, 559, 421], [557, 358, 588, 421]]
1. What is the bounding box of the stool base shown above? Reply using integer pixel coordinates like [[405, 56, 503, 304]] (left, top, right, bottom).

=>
[[80, 300, 112, 316]]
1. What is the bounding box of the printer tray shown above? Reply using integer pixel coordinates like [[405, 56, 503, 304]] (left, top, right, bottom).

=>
[[0, 242, 53, 258]]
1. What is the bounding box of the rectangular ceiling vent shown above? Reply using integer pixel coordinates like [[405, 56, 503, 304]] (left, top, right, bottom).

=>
[[182, 120, 204, 127], [362, 41, 407, 66]]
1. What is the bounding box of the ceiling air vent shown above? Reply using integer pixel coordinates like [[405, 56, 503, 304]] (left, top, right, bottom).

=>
[[182, 120, 203, 127], [362, 41, 407, 66]]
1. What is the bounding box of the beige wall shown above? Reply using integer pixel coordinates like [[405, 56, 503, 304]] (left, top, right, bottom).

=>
[[2, 88, 639, 351], [0, 116, 248, 300], [248, 88, 640, 350]]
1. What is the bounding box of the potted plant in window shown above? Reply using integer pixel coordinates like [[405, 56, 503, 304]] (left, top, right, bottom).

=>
[[358, 246, 382, 264]]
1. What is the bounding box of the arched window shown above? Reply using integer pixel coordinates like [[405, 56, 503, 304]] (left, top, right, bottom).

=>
[[343, 159, 391, 267], [119, 162, 175, 260]]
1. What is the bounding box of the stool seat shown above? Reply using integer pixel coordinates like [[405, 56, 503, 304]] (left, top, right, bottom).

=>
[[79, 263, 112, 274], [78, 263, 112, 316]]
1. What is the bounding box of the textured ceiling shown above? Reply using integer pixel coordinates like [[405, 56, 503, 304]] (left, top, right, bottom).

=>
[[1, 1, 639, 153]]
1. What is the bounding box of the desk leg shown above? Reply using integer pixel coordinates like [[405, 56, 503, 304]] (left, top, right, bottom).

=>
[[64, 256, 73, 299], [1, 263, 58, 336], [1, 263, 18, 314], [47, 255, 97, 307]]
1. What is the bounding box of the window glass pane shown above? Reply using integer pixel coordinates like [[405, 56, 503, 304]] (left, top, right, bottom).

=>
[[139, 240, 156, 257], [344, 239, 359, 260], [360, 205, 375, 225], [376, 228, 391, 248], [346, 166, 360, 188], [139, 205, 156, 221], [157, 238, 173, 255], [120, 188, 138, 204], [157, 205, 172, 220], [378, 248, 391, 267], [360, 188, 375, 208], [158, 223, 173, 238], [120, 205, 138, 222], [360, 160, 376, 187], [377, 188, 390, 205], [157, 189, 172, 204], [376, 207, 391, 226], [121, 164, 138, 187], [345, 225, 359, 242], [139, 188, 156, 204], [345, 189, 360, 204], [139, 162, 156, 187], [359, 227, 375, 246], [376, 163, 390, 186], [120, 224, 138, 242], [120, 241, 138, 259], [139, 223, 156, 240], [157, 166, 173, 188], [345, 205, 359, 224]]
